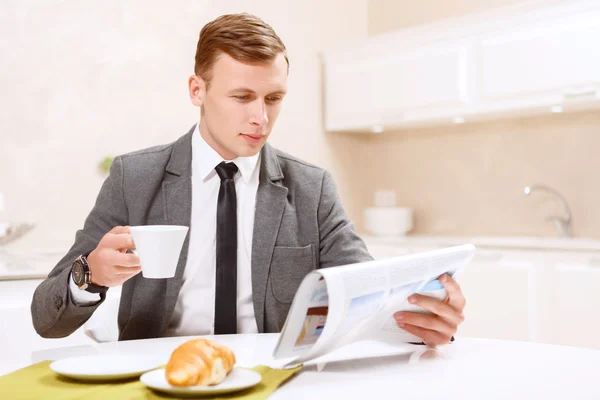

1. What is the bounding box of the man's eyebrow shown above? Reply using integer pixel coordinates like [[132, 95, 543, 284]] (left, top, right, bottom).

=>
[[228, 87, 287, 95], [228, 87, 256, 94]]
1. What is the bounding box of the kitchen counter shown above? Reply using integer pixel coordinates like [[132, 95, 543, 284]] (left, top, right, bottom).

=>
[[0, 250, 64, 281], [360, 234, 600, 253], [2, 234, 600, 281]]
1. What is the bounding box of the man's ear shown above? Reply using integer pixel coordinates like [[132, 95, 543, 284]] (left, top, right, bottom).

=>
[[188, 75, 206, 107]]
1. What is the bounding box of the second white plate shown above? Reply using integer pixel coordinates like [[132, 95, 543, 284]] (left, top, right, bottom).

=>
[[140, 367, 262, 397]]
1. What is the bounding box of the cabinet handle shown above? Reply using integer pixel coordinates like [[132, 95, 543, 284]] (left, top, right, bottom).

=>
[[562, 85, 599, 100]]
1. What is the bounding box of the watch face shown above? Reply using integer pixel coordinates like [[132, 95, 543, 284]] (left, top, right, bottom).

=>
[[72, 260, 85, 286]]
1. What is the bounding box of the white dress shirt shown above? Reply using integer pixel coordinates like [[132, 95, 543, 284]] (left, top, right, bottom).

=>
[[70, 123, 260, 335]]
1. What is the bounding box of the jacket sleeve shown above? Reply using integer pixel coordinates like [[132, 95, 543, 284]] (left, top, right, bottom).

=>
[[30, 156, 129, 338], [317, 170, 374, 268]]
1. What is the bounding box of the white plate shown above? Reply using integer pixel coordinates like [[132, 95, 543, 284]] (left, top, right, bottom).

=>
[[50, 354, 164, 381], [140, 367, 262, 397]]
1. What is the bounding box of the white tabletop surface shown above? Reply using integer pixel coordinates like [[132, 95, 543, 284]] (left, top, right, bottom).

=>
[[3, 333, 596, 399]]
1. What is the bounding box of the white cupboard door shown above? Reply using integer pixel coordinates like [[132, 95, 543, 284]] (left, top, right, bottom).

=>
[[458, 251, 535, 342], [324, 61, 378, 132], [478, 9, 600, 102], [323, 42, 470, 131], [371, 44, 470, 124], [551, 263, 600, 349]]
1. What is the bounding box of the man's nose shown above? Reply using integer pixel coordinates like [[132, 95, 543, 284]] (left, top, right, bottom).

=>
[[249, 100, 269, 126]]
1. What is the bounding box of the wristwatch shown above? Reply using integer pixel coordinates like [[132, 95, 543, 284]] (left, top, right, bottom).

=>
[[72, 255, 108, 294]]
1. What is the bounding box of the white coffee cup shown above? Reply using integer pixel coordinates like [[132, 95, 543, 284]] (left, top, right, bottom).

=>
[[129, 225, 189, 279]]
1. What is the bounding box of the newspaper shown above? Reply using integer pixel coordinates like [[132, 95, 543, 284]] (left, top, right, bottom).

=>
[[272, 244, 476, 365]]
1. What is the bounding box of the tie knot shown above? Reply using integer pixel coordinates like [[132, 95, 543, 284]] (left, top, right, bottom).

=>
[[215, 162, 238, 181]]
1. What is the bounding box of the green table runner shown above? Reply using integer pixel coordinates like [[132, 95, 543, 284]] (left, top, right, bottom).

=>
[[0, 361, 302, 399]]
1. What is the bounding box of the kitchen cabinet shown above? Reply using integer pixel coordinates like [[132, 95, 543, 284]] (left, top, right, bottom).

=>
[[324, 42, 472, 132], [477, 6, 600, 106], [322, 0, 600, 133], [543, 252, 600, 349], [323, 61, 376, 133], [459, 250, 537, 343]]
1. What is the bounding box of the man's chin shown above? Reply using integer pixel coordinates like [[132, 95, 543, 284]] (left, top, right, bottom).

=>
[[236, 143, 265, 158]]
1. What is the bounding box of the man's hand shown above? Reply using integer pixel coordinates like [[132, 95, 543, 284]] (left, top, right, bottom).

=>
[[86, 226, 141, 287], [394, 274, 466, 347]]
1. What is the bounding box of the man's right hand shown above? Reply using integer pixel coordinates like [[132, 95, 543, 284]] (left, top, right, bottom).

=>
[[86, 226, 142, 287]]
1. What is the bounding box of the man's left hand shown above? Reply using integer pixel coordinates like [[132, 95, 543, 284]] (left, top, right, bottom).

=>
[[393, 274, 466, 347]]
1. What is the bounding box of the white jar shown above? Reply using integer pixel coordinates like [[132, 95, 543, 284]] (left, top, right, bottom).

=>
[[364, 207, 413, 236]]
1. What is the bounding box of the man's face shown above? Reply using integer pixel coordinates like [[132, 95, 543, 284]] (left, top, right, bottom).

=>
[[189, 52, 288, 160]]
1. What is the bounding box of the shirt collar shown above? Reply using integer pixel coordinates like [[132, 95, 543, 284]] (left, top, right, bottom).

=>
[[192, 123, 260, 184]]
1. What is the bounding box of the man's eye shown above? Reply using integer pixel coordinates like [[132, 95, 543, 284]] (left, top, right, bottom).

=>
[[266, 97, 281, 102], [234, 95, 250, 100]]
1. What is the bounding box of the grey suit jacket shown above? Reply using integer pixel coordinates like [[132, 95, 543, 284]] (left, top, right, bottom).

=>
[[31, 126, 373, 340]]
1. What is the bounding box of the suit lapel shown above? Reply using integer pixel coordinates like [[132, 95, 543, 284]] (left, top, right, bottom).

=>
[[161, 128, 194, 336], [251, 143, 287, 333], [119, 127, 194, 340], [160, 128, 194, 335], [162, 177, 192, 331]]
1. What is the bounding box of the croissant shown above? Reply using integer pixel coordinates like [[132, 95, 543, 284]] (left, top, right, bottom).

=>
[[165, 339, 236, 386]]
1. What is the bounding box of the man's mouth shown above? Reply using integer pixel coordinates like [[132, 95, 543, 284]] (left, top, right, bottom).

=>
[[241, 133, 263, 139]]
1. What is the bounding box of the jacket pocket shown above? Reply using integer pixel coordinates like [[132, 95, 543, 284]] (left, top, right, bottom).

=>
[[270, 244, 316, 304]]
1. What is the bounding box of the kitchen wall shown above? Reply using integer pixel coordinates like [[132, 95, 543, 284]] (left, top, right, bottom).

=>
[[0, 0, 368, 251], [368, 0, 564, 35], [348, 0, 600, 238], [357, 110, 600, 238]]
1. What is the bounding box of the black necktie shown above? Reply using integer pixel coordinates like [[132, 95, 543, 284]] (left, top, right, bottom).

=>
[[214, 161, 238, 334]]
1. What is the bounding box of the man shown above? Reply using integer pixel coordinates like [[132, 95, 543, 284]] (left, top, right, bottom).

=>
[[31, 13, 465, 346]]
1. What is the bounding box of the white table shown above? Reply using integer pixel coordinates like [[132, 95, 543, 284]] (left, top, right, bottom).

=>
[[3, 334, 595, 399]]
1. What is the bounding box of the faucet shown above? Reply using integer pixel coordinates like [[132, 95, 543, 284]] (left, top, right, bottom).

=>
[[523, 184, 573, 238]]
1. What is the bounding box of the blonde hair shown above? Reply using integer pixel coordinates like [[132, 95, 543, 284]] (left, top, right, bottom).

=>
[[194, 13, 289, 88]]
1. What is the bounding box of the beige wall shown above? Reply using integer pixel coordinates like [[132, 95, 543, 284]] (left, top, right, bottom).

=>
[[358, 110, 600, 238], [0, 0, 368, 250], [368, 0, 556, 35]]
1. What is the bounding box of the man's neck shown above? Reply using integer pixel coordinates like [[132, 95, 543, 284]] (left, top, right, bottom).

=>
[[197, 120, 236, 161]]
